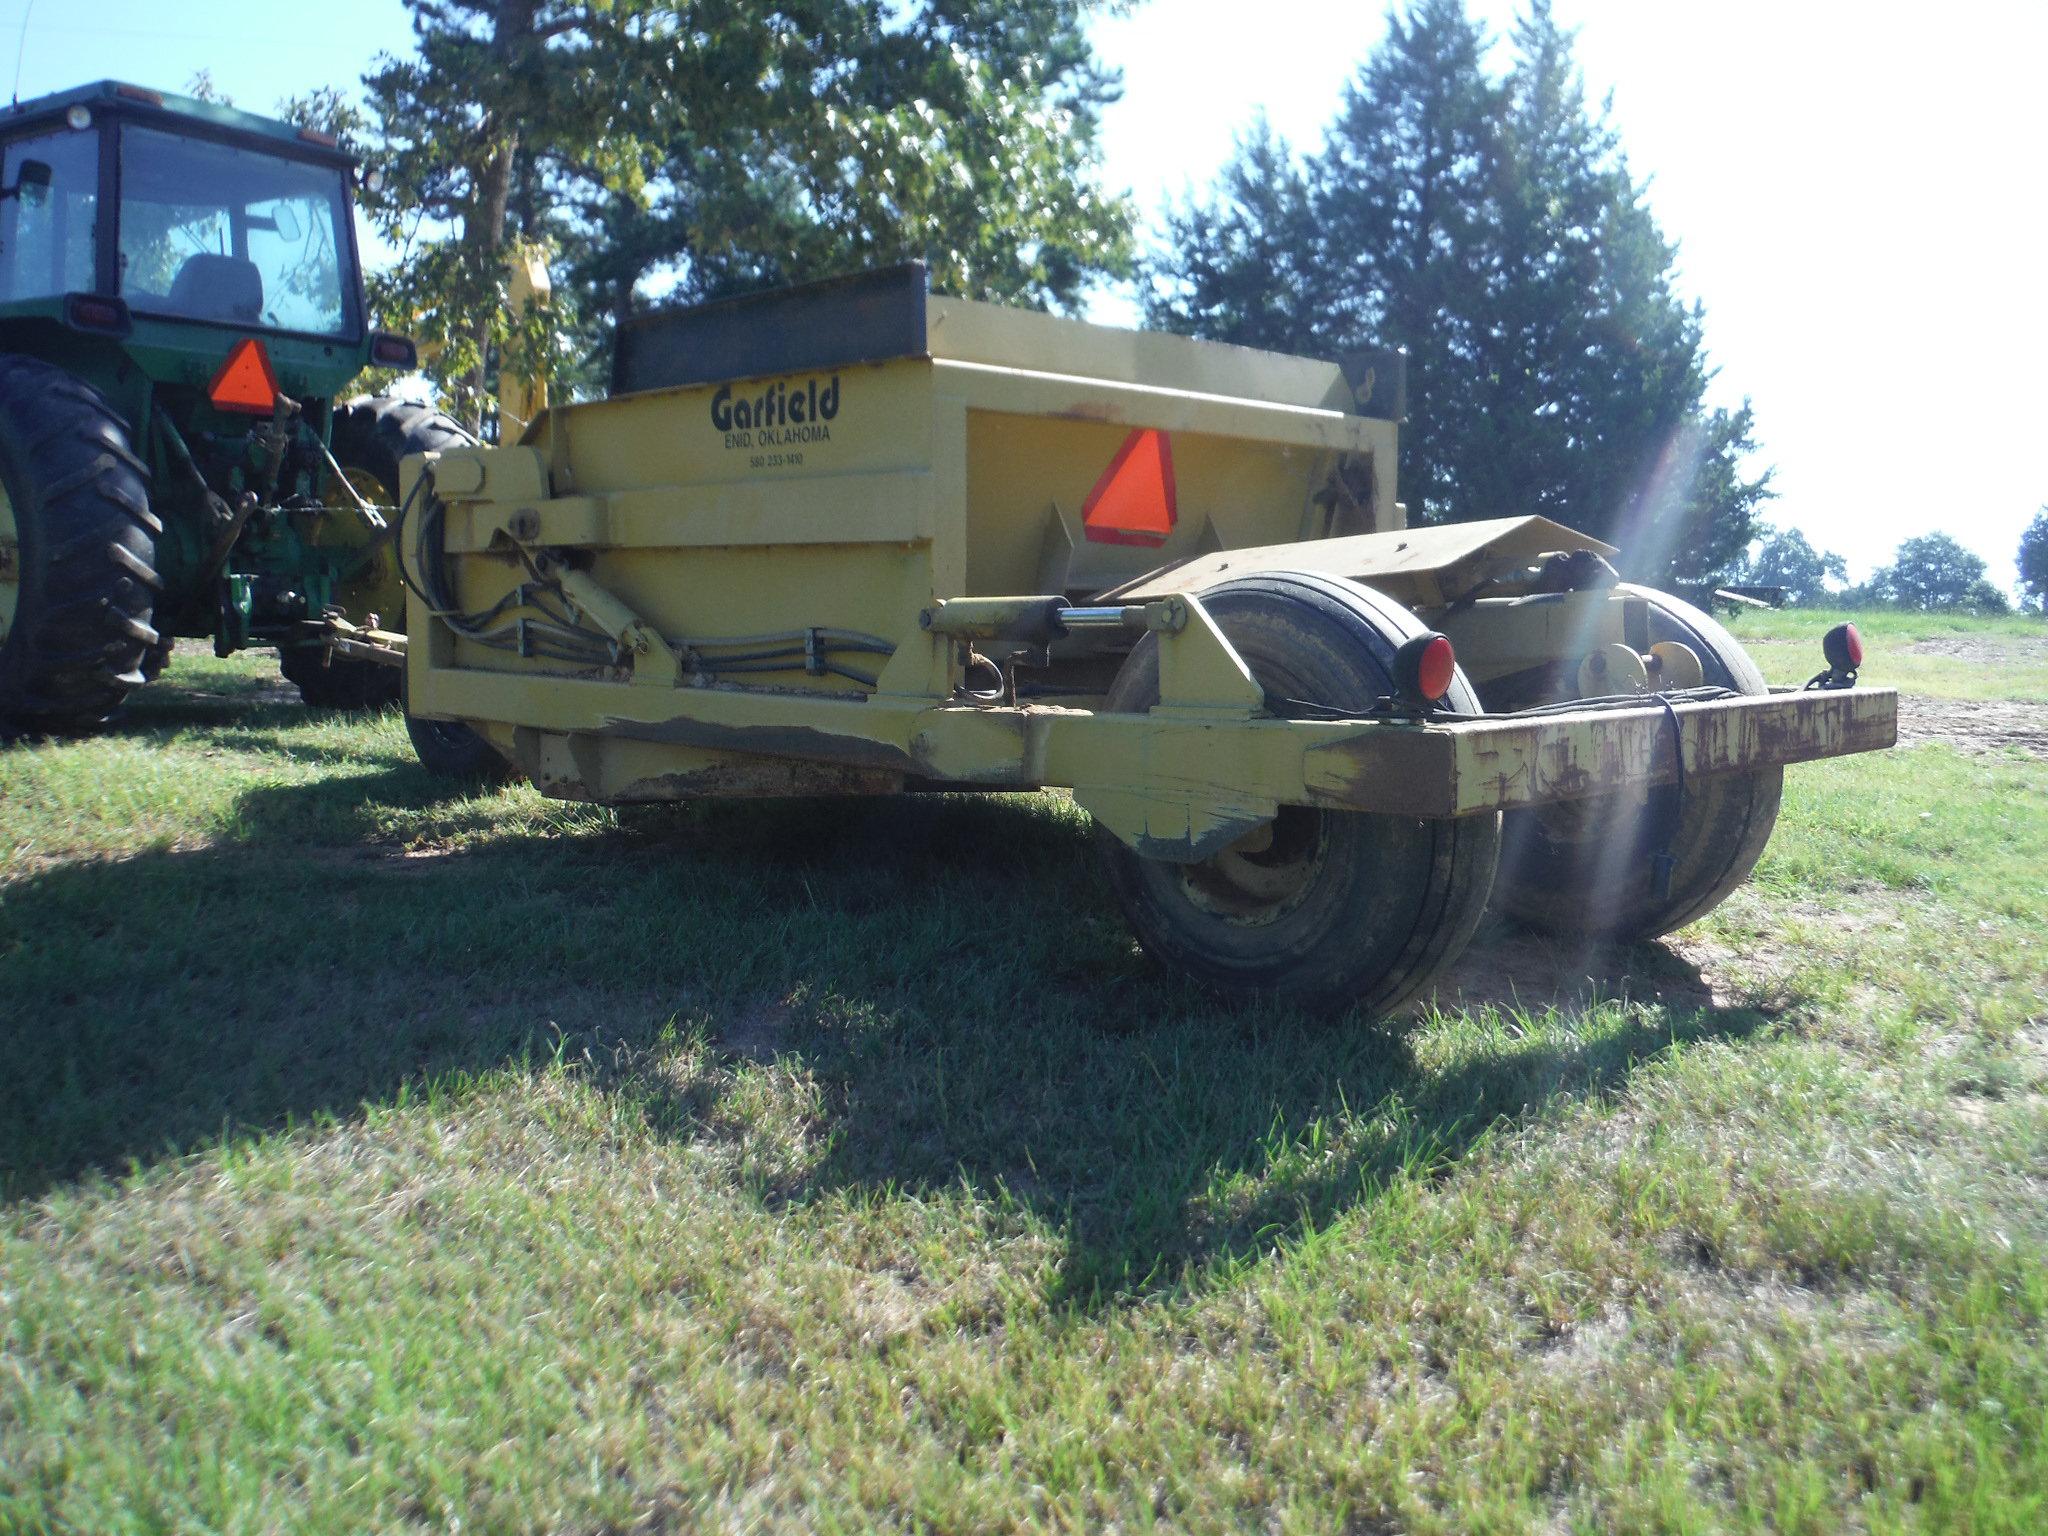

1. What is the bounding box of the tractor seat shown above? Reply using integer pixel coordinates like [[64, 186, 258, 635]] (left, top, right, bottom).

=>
[[166, 254, 264, 324]]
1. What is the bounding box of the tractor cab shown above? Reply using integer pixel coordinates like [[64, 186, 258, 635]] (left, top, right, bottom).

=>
[[1, 92, 362, 340], [0, 83, 388, 391], [0, 82, 465, 732]]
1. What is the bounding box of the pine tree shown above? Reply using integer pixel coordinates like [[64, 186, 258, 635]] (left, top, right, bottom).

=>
[[1154, 0, 1498, 522], [1146, 119, 1328, 353], [1314, 0, 1499, 521], [1148, 0, 1770, 586]]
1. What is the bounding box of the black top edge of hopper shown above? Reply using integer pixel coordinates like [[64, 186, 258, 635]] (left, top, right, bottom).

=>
[[611, 262, 931, 398]]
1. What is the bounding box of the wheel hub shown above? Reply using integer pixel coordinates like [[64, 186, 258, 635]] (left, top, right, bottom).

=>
[[1179, 805, 1330, 925]]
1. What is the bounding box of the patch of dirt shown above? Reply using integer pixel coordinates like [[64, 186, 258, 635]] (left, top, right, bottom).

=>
[[458, 985, 689, 1044], [1896, 694, 2048, 757], [1532, 1303, 1631, 1376], [1426, 925, 1741, 1016], [1427, 885, 1929, 1021], [1905, 635, 2048, 664], [847, 1264, 935, 1348], [292, 845, 467, 874], [722, 995, 793, 1062]]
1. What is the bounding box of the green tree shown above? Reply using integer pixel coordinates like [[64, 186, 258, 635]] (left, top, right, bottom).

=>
[[1733, 526, 1848, 605], [2019, 508, 2048, 612], [1868, 532, 2008, 612], [1138, 119, 1329, 354], [1153, 0, 1497, 522], [558, 1, 1131, 377], [364, 1, 1132, 430], [362, 0, 671, 428], [1148, 0, 1769, 586]]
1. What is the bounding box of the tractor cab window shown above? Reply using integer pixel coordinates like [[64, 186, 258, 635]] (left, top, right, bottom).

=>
[[117, 125, 358, 339], [0, 127, 99, 302]]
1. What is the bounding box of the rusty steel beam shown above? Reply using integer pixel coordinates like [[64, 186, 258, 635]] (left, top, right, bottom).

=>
[[1302, 687, 1899, 819]]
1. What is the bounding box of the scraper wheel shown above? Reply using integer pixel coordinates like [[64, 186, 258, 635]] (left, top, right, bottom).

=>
[[1094, 571, 1500, 1017], [1489, 586, 1782, 941]]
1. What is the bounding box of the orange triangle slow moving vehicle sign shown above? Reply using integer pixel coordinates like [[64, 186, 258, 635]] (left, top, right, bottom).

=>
[[208, 338, 282, 415], [1081, 428, 1177, 547]]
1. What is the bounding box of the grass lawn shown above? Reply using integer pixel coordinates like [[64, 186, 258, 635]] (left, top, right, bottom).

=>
[[2, 620, 2045, 1533], [1723, 605, 2048, 702]]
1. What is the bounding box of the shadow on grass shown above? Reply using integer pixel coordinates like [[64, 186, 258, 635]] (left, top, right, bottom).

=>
[[0, 654, 358, 747], [0, 762, 1772, 1302]]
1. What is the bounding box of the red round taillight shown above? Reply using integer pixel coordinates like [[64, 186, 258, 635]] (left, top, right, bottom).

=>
[[1823, 622, 1863, 674], [1394, 631, 1457, 707]]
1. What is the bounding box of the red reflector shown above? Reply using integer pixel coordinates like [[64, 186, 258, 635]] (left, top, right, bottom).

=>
[[208, 338, 282, 415], [1416, 634, 1456, 701], [1843, 622, 1863, 668], [298, 127, 340, 148], [1081, 429, 1177, 547], [116, 85, 165, 106]]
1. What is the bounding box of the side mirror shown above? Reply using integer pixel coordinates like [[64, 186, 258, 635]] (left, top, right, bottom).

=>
[[3, 159, 52, 204], [247, 201, 303, 244]]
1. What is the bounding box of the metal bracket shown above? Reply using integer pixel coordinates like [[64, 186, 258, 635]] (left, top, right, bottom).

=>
[[1072, 784, 1280, 864], [541, 558, 688, 687], [1153, 594, 1264, 716], [1072, 593, 1273, 861]]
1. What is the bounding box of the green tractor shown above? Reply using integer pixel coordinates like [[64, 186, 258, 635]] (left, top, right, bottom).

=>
[[0, 79, 471, 736]]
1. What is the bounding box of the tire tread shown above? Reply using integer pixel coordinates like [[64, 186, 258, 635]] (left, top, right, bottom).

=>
[[0, 356, 159, 729]]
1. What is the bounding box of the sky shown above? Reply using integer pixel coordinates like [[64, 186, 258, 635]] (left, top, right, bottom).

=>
[[8, 0, 2045, 589]]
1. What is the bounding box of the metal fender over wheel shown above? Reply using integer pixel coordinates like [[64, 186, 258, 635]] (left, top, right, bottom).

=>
[[280, 396, 473, 710], [0, 356, 160, 733], [1095, 571, 1500, 1015], [1489, 586, 1783, 942]]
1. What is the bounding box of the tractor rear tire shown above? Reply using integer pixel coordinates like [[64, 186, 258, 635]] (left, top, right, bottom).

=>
[[280, 395, 472, 711], [1488, 587, 1783, 942], [402, 667, 509, 781], [0, 355, 160, 734], [405, 712, 510, 781], [1094, 571, 1500, 1016]]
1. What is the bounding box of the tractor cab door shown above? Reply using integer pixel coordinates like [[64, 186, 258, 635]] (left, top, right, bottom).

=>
[[0, 125, 101, 304]]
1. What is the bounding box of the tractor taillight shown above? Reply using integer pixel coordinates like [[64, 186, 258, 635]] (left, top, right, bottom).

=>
[[369, 333, 419, 370], [63, 293, 131, 336], [1395, 632, 1457, 708], [1824, 622, 1863, 673]]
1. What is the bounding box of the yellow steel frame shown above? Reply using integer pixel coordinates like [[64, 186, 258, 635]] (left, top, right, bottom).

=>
[[402, 289, 1899, 855]]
